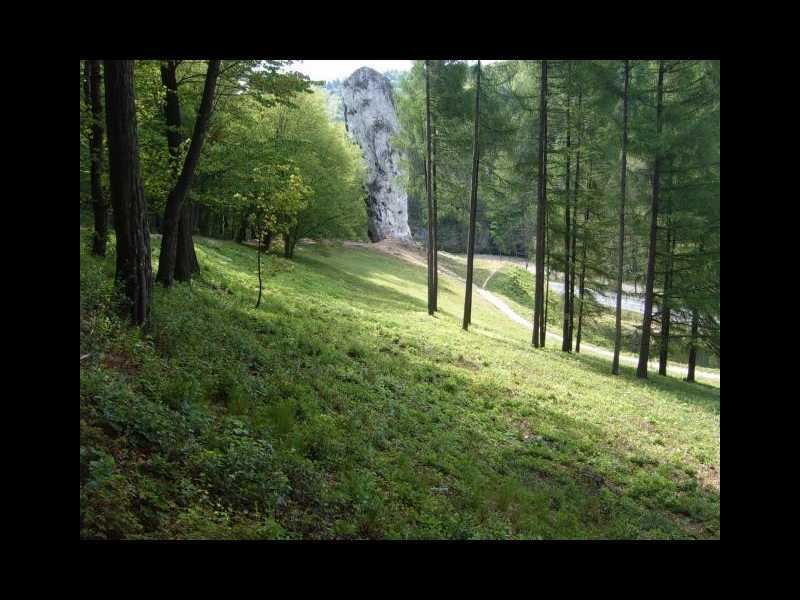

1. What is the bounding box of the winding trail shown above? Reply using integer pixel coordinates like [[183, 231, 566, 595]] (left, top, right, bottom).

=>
[[345, 240, 719, 385]]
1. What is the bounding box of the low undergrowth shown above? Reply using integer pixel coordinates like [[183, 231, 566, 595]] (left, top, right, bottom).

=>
[[80, 230, 719, 539]]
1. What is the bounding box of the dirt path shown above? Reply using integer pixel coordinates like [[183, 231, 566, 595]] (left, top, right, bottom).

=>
[[348, 239, 719, 384], [481, 264, 502, 289]]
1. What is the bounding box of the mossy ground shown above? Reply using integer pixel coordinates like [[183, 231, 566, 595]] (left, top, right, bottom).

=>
[[80, 229, 719, 539]]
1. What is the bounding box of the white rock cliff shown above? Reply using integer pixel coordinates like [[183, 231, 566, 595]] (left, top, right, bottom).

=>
[[342, 67, 412, 242]]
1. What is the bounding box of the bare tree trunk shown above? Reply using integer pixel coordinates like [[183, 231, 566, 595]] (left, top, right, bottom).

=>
[[85, 60, 108, 256], [569, 89, 582, 349], [532, 60, 548, 347], [543, 212, 549, 347], [575, 163, 591, 354], [255, 235, 263, 309], [155, 59, 220, 287], [463, 61, 481, 331], [612, 60, 630, 375], [175, 202, 200, 281], [175, 204, 199, 281], [103, 60, 152, 329], [432, 122, 439, 312], [686, 308, 699, 383], [658, 212, 675, 376], [425, 60, 435, 316], [636, 60, 665, 378], [561, 78, 572, 352]]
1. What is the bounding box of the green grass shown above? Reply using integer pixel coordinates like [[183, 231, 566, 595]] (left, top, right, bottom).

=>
[[80, 229, 720, 539], [437, 252, 718, 370]]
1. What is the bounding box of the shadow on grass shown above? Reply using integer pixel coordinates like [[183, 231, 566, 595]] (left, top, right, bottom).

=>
[[136, 234, 719, 538]]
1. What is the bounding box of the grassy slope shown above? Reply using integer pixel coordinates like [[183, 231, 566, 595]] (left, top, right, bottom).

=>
[[437, 252, 719, 373], [80, 231, 720, 539]]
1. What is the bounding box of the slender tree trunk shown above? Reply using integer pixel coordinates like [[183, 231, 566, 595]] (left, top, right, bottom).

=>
[[532, 60, 548, 347], [561, 85, 572, 352], [155, 59, 220, 287], [283, 225, 300, 259], [236, 214, 248, 243], [432, 124, 439, 311], [424, 60, 435, 316], [543, 214, 549, 347], [658, 212, 675, 376], [569, 89, 582, 349], [636, 60, 665, 378], [284, 234, 293, 258], [255, 235, 263, 309], [463, 61, 481, 331], [575, 163, 591, 354], [686, 308, 699, 383], [575, 233, 588, 353], [103, 60, 152, 329], [85, 60, 108, 256], [612, 60, 630, 375]]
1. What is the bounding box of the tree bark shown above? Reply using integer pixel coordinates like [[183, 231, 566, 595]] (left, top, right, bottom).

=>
[[430, 60, 439, 310], [543, 211, 549, 347], [155, 59, 220, 287], [575, 163, 591, 354], [424, 60, 435, 316], [174, 203, 199, 281], [432, 123, 439, 312], [463, 61, 481, 331], [636, 60, 665, 378], [658, 210, 675, 376], [612, 60, 630, 375], [569, 88, 582, 349], [561, 79, 572, 352], [255, 235, 263, 309], [103, 60, 152, 329], [532, 60, 548, 347], [85, 60, 108, 256], [686, 308, 699, 383]]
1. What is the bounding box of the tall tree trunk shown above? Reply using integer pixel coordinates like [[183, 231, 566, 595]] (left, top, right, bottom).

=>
[[103, 60, 152, 329], [255, 235, 263, 309], [155, 59, 220, 287], [430, 60, 439, 310], [424, 60, 435, 316], [532, 60, 548, 347], [543, 212, 549, 347], [612, 60, 630, 375], [636, 60, 665, 378], [174, 204, 199, 281], [568, 89, 582, 349], [575, 162, 591, 354], [658, 210, 675, 376], [463, 61, 481, 331], [686, 308, 699, 383], [432, 124, 439, 312], [561, 81, 572, 352], [85, 60, 108, 256]]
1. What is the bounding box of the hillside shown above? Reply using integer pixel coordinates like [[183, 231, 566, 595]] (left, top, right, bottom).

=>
[[80, 230, 720, 539]]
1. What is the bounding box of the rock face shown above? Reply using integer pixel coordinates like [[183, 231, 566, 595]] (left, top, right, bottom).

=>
[[342, 67, 412, 242]]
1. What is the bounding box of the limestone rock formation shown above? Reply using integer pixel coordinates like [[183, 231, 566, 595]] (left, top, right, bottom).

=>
[[342, 67, 412, 242]]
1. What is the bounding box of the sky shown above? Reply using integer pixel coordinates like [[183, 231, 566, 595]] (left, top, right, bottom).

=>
[[287, 60, 498, 84], [287, 60, 413, 83]]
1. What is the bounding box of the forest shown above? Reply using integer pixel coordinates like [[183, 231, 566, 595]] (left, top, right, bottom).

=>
[[80, 59, 719, 540]]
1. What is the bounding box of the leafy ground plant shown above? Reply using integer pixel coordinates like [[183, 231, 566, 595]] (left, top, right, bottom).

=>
[[80, 229, 719, 539]]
